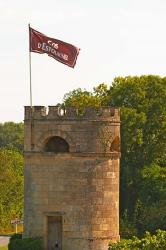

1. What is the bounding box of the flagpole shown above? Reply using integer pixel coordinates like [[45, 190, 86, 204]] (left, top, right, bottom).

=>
[[28, 23, 34, 150], [28, 23, 32, 108]]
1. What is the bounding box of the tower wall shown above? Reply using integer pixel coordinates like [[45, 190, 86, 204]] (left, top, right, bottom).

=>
[[24, 106, 120, 250]]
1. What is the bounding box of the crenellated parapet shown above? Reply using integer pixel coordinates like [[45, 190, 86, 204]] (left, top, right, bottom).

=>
[[24, 106, 120, 121]]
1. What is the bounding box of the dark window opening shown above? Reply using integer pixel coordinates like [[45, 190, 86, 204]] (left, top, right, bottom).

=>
[[44, 136, 69, 153]]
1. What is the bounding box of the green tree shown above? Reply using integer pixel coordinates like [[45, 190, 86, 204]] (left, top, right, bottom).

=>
[[134, 164, 166, 233], [0, 122, 24, 152], [0, 148, 23, 232], [63, 83, 109, 113], [108, 75, 166, 235], [109, 75, 166, 166]]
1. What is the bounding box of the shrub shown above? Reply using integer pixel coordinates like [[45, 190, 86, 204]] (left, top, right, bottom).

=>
[[109, 230, 166, 250], [8, 237, 43, 250], [10, 233, 22, 240]]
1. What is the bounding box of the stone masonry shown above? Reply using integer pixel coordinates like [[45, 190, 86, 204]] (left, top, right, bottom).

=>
[[24, 106, 120, 250]]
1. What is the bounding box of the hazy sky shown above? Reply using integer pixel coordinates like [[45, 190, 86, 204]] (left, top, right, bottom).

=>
[[1, 0, 166, 122]]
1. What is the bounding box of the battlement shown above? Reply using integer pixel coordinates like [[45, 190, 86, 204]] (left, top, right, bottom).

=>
[[24, 106, 120, 121]]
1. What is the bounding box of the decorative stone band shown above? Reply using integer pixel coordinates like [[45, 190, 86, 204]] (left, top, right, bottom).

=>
[[87, 236, 120, 240], [24, 106, 120, 121], [24, 151, 121, 158], [58, 236, 119, 240]]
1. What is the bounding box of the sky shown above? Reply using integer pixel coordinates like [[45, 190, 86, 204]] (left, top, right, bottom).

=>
[[0, 0, 166, 122]]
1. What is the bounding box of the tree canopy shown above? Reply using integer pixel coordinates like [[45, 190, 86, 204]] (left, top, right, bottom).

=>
[[0, 148, 23, 231], [0, 122, 24, 152], [63, 83, 109, 113], [0, 122, 24, 232]]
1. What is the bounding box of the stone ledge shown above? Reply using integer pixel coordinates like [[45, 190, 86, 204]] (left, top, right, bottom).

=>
[[24, 151, 121, 158]]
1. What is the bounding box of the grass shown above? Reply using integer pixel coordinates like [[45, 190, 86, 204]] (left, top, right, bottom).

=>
[[0, 247, 8, 250]]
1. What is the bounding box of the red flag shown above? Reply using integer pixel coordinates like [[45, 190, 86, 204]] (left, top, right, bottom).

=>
[[29, 27, 80, 68]]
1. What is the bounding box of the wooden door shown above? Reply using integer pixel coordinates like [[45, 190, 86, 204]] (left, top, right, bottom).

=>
[[47, 216, 62, 250]]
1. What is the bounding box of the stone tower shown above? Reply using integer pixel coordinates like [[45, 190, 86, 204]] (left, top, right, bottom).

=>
[[24, 106, 120, 250]]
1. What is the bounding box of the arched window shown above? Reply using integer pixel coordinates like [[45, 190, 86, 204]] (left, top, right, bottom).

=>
[[44, 136, 69, 153], [110, 136, 120, 152]]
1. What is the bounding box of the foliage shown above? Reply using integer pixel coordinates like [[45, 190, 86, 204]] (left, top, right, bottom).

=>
[[63, 83, 109, 113], [0, 148, 23, 232], [108, 75, 166, 235], [109, 230, 166, 250], [109, 75, 166, 167], [8, 237, 42, 250], [120, 210, 138, 239], [139, 164, 166, 203], [0, 122, 24, 152], [10, 233, 22, 240], [132, 164, 166, 233]]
